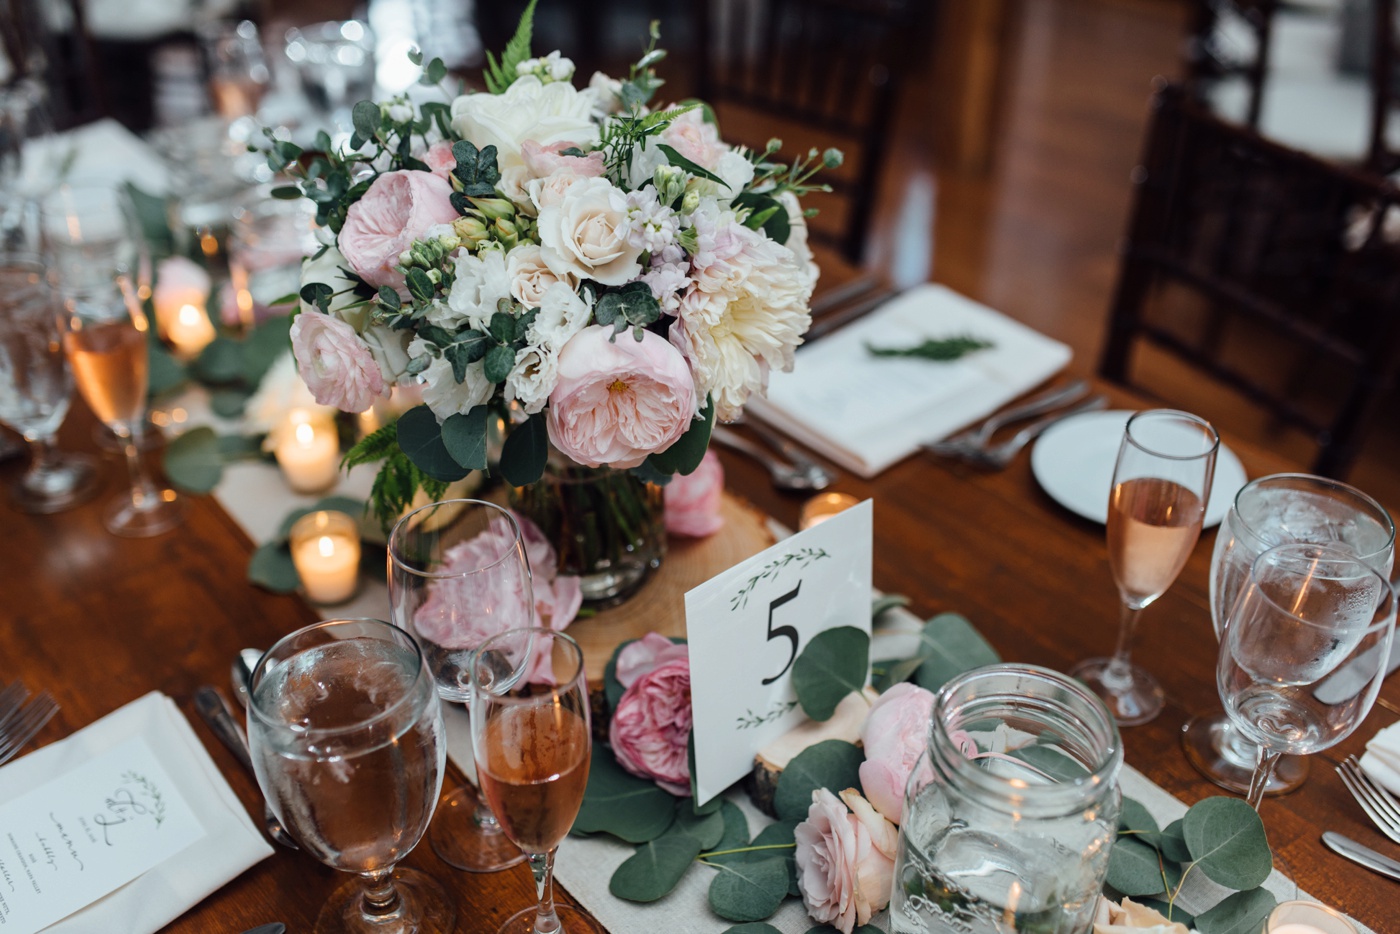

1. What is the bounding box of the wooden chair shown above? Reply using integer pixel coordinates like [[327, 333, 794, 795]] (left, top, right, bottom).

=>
[[0, 0, 103, 129], [1183, 0, 1279, 129], [1368, 0, 1399, 174], [696, 0, 927, 267], [1100, 83, 1400, 478]]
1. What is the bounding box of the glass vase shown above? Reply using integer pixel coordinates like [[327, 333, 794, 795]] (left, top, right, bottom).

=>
[[510, 450, 666, 606]]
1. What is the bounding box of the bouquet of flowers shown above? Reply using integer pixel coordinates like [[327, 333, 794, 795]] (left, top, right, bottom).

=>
[[271, 2, 839, 527]]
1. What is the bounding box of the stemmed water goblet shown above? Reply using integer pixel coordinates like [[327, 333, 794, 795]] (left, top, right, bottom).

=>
[[471, 627, 600, 934], [1071, 409, 1219, 726], [1184, 474, 1394, 796], [0, 253, 98, 511], [1217, 542, 1396, 809], [388, 498, 529, 872], [246, 617, 456, 933], [42, 181, 184, 536]]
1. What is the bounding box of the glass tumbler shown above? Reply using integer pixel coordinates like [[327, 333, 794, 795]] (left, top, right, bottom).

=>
[[890, 664, 1124, 934]]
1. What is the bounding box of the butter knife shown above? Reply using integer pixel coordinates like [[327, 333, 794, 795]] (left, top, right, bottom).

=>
[[1322, 831, 1400, 882], [238, 925, 286, 934]]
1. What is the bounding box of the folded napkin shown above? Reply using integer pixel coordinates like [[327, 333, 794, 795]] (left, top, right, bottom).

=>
[[0, 692, 273, 933], [19, 119, 171, 197], [1360, 721, 1400, 796], [746, 284, 1072, 477]]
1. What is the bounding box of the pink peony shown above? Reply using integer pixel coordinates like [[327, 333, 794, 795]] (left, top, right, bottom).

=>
[[609, 655, 692, 795], [858, 682, 935, 824], [794, 788, 898, 934], [338, 170, 458, 289], [660, 109, 725, 169], [424, 140, 457, 180], [664, 449, 724, 537], [614, 632, 689, 689], [289, 311, 386, 412], [522, 139, 606, 179], [546, 325, 697, 469]]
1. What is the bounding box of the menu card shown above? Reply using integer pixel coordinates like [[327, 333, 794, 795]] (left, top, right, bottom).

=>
[[0, 737, 206, 933]]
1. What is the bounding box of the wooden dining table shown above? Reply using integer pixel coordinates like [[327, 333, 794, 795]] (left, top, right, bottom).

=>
[[1, 325, 1397, 932]]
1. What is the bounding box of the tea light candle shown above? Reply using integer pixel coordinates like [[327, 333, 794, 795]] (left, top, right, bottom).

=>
[[800, 492, 861, 530], [275, 409, 340, 493], [289, 510, 360, 604], [165, 302, 217, 357]]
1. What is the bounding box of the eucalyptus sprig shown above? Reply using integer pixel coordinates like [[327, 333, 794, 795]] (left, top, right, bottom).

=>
[[865, 335, 995, 362]]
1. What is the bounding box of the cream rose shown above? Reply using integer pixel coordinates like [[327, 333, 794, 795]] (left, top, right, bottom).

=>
[[507, 243, 578, 309], [449, 76, 599, 173], [537, 176, 644, 286]]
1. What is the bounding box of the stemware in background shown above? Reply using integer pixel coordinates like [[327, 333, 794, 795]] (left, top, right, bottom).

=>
[[1072, 409, 1219, 726], [247, 618, 455, 934], [471, 628, 599, 934], [1184, 474, 1395, 796], [284, 21, 376, 135], [1218, 541, 1396, 809], [199, 19, 271, 124], [0, 253, 98, 511], [43, 182, 184, 537], [388, 498, 530, 873]]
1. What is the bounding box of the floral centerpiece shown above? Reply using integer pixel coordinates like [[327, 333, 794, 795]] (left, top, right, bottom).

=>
[[270, 2, 838, 597]]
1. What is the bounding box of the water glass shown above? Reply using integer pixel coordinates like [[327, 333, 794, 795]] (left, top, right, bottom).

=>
[[284, 21, 376, 132], [890, 664, 1123, 934]]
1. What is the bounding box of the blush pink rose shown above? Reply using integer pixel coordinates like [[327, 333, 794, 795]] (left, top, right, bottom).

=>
[[664, 449, 724, 537], [858, 682, 935, 824], [614, 632, 689, 689], [546, 325, 697, 469], [609, 655, 692, 795], [660, 109, 725, 169], [522, 139, 606, 179], [424, 140, 457, 180], [794, 788, 898, 934], [338, 170, 459, 288], [289, 311, 386, 412]]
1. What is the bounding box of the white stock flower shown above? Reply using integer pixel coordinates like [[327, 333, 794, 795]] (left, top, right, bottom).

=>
[[586, 71, 624, 116], [439, 248, 512, 331], [410, 337, 495, 420], [526, 281, 592, 349], [505, 345, 559, 414], [450, 77, 599, 173], [625, 188, 680, 254], [641, 260, 691, 314], [508, 243, 578, 309], [537, 176, 644, 286]]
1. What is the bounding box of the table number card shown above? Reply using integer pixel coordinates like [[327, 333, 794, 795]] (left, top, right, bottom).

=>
[[686, 499, 873, 804], [0, 735, 207, 933]]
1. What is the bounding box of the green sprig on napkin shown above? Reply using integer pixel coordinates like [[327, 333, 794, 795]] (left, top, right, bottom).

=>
[[865, 335, 994, 361]]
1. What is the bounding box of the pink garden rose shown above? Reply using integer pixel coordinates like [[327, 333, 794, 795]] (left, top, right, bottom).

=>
[[664, 449, 725, 537], [522, 139, 606, 179], [660, 109, 725, 169], [614, 632, 689, 689], [424, 140, 457, 180], [338, 170, 458, 288], [289, 311, 386, 412], [858, 682, 935, 824], [609, 653, 692, 795], [794, 788, 898, 934], [546, 325, 697, 469]]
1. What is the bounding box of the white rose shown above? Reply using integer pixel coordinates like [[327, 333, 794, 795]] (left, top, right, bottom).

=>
[[498, 165, 534, 211], [362, 324, 414, 385], [449, 76, 599, 173], [778, 191, 819, 289], [537, 176, 643, 286], [244, 351, 336, 436], [527, 172, 583, 213], [505, 345, 559, 415], [441, 248, 512, 331], [625, 140, 670, 191], [299, 246, 362, 324], [527, 281, 592, 349], [714, 150, 755, 197], [586, 71, 623, 116], [410, 337, 496, 420], [508, 243, 578, 309]]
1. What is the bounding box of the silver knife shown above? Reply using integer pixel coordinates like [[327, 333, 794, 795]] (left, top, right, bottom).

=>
[[1322, 831, 1400, 882], [239, 926, 285, 934]]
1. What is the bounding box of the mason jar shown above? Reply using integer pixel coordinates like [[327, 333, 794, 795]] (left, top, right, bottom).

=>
[[890, 664, 1123, 934]]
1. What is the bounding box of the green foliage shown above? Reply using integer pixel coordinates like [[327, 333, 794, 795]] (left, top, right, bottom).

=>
[[499, 415, 549, 486], [163, 427, 224, 492], [450, 140, 503, 201], [1181, 797, 1272, 890], [723, 926, 782, 934], [871, 593, 910, 622], [708, 857, 788, 922], [573, 749, 676, 843], [672, 799, 725, 849], [773, 740, 863, 822], [1194, 888, 1276, 934], [609, 826, 704, 902], [146, 341, 186, 397], [912, 612, 1001, 692], [866, 336, 995, 362], [483, 0, 537, 94], [872, 656, 925, 693], [247, 542, 300, 594], [1107, 836, 1174, 897], [594, 282, 662, 340], [732, 191, 791, 245], [790, 627, 869, 720], [646, 396, 715, 477], [441, 405, 490, 471], [397, 404, 471, 482]]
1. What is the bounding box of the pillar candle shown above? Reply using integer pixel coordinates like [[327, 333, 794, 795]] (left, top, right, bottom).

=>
[[289, 510, 360, 604]]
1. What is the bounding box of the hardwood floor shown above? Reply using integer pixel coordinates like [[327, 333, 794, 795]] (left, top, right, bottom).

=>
[[858, 0, 1400, 514]]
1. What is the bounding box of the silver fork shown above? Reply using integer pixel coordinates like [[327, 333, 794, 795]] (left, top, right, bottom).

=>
[[1338, 755, 1400, 845], [959, 395, 1110, 470], [926, 379, 1091, 458], [0, 691, 58, 767]]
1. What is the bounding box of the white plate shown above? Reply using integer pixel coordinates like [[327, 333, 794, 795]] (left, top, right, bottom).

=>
[[1030, 409, 1248, 528]]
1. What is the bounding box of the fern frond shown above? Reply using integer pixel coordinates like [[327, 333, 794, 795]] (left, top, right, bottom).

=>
[[485, 0, 538, 94]]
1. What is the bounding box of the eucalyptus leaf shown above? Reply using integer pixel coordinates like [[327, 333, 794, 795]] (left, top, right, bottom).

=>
[[241, 316, 293, 386], [724, 819, 800, 896], [441, 405, 489, 471], [499, 415, 548, 486], [484, 343, 516, 383], [573, 749, 675, 842], [1194, 887, 1276, 934], [1007, 744, 1090, 782], [1157, 819, 1192, 863], [873, 656, 925, 693], [672, 798, 725, 850], [247, 542, 300, 593], [397, 405, 470, 482], [351, 100, 380, 139], [210, 389, 251, 419], [1118, 796, 1159, 836], [791, 626, 869, 721], [1137, 899, 1195, 929], [806, 927, 883, 934], [723, 925, 781, 934], [163, 427, 223, 492], [1105, 836, 1170, 897], [913, 612, 1000, 692], [146, 342, 186, 396], [773, 740, 863, 822], [608, 827, 703, 902], [871, 593, 910, 623], [647, 395, 714, 477], [192, 337, 243, 384], [701, 800, 754, 865], [1182, 797, 1272, 890], [708, 856, 788, 922], [216, 434, 264, 460]]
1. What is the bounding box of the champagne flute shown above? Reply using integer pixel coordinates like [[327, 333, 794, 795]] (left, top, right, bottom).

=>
[[0, 253, 98, 511], [1071, 409, 1219, 726], [471, 627, 600, 934], [1218, 542, 1396, 809], [246, 618, 456, 933], [1184, 474, 1394, 795], [43, 182, 184, 537], [388, 498, 529, 872]]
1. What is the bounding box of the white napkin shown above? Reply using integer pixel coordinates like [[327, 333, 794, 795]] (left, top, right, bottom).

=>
[[1359, 722, 1400, 796], [0, 692, 273, 933], [19, 119, 172, 197], [746, 284, 1072, 478]]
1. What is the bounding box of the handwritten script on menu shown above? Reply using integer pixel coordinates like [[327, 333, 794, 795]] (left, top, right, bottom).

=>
[[0, 736, 205, 932]]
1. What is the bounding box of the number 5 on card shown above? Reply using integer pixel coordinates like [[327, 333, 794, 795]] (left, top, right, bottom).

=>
[[685, 500, 873, 805]]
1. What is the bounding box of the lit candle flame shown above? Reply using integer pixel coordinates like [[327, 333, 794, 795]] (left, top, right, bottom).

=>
[[178, 304, 203, 326], [318, 535, 335, 558], [295, 422, 316, 447]]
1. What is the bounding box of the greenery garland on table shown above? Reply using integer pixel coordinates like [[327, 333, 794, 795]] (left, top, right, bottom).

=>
[[574, 600, 1278, 934]]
